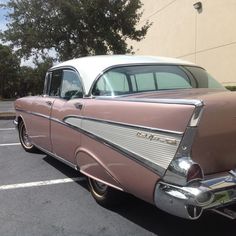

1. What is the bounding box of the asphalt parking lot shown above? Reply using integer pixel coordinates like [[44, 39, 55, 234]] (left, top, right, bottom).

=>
[[0, 119, 235, 236]]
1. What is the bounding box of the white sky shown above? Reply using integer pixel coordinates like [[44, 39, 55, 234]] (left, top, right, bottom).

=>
[[0, 0, 8, 31]]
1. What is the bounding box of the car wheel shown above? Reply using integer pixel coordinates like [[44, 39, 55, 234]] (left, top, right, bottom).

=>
[[88, 177, 123, 207], [19, 121, 37, 152]]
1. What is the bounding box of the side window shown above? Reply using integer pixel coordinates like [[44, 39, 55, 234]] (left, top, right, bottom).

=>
[[134, 73, 157, 91], [156, 72, 192, 89], [61, 70, 83, 99], [93, 71, 129, 96], [49, 70, 62, 97]]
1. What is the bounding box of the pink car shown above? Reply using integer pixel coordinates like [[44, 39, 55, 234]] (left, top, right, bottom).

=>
[[14, 55, 236, 220]]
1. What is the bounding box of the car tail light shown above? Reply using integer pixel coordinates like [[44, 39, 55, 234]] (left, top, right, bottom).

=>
[[187, 163, 203, 183]]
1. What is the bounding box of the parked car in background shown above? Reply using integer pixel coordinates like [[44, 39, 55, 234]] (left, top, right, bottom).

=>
[[14, 55, 236, 220]]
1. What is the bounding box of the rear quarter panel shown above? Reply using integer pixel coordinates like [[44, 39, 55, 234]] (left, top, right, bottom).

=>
[[77, 98, 195, 203]]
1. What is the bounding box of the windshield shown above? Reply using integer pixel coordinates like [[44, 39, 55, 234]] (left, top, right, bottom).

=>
[[92, 65, 225, 96]]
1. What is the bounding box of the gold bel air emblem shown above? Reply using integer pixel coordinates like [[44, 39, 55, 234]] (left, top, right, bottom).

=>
[[136, 132, 177, 146]]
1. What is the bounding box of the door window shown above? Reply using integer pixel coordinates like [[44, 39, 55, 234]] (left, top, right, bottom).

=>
[[61, 70, 83, 99], [48, 69, 83, 99], [49, 70, 62, 97]]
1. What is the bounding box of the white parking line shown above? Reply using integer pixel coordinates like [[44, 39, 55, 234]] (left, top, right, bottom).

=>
[[0, 143, 21, 147], [0, 177, 85, 190], [0, 128, 15, 131]]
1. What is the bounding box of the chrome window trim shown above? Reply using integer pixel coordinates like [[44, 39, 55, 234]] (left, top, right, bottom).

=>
[[89, 64, 205, 97], [43, 72, 52, 96], [48, 66, 86, 99]]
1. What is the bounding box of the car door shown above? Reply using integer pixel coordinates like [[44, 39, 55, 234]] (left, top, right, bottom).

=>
[[29, 72, 59, 152], [50, 69, 84, 165]]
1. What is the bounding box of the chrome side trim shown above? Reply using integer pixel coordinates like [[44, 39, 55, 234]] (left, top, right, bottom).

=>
[[163, 102, 204, 186], [64, 117, 181, 176], [163, 127, 201, 185], [16, 109, 167, 175], [80, 170, 124, 192], [33, 144, 79, 170], [95, 97, 203, 107], [189, 105, 204, 127], [64, 115, 183, 135], [16, 108, 184, 176], [16, 108, 183, 135], [64, 116, 182, 171], [15, 108, 51, 120]]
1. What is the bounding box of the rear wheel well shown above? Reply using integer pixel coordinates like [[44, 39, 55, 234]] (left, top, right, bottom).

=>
[[17, 116, 23, 128]]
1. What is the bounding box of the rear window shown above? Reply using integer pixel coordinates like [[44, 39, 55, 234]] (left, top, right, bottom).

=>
[[92, 65, 224, 96]]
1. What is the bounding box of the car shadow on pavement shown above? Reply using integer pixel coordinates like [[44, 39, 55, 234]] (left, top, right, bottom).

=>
[[109, 196, 236, 236], [43, 154, 235, 236], [42, 155, 88, 190]]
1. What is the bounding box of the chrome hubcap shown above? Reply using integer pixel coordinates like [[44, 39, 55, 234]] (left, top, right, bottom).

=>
[[90, 179, 108, 195], [21, 124, 33, 148], [94, 181, 108, 192]]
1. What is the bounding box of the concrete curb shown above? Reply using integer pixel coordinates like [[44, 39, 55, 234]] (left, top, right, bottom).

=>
[[0, 112, 16, 120]]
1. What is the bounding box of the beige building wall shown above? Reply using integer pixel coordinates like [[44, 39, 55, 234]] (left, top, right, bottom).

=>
[[131, 0, 236, 86]]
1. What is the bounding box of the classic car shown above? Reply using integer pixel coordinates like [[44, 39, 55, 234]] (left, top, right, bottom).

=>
[[14, 55, 236, 220]]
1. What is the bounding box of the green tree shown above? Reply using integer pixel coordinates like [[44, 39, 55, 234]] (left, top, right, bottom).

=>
[[0, 0, 151, 61], [18, 58, 53, 97], [0, 44, 20, 99]]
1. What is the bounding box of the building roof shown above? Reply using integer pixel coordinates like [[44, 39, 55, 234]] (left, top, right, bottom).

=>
[[51, 55, 195, 95]]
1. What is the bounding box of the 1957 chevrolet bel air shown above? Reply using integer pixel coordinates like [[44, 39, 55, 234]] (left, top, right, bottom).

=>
[[14, 55, 236, 220]]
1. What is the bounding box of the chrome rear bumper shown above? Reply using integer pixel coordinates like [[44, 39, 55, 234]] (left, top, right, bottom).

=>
[[154, 171, 236, 219]]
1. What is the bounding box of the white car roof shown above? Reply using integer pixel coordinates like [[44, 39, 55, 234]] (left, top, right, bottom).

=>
[[51, 55, 195, 95]]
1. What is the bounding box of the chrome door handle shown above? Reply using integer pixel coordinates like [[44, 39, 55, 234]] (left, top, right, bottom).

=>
[[46, 101, 52, 106], [74, 103, 83, 110]]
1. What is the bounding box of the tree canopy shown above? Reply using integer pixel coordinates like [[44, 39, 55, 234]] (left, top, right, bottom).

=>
[[0, 44, 20, 98], [1, 0, 151, 61], [0, 44, 52, 98]]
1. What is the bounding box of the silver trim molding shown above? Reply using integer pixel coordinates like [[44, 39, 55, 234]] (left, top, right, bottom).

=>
[[64, 116, 182, 176], [33, 144, 79, 170], [96, 97, 204, 107], [163, 103, 204, 186]]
